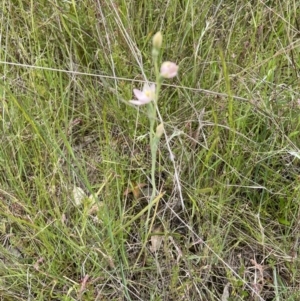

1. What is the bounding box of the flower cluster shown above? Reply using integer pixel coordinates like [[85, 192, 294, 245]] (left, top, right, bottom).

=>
[[129, 32, 178, 106]]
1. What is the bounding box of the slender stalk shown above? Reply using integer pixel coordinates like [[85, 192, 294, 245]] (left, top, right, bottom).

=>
[[148, 43, 162, 202], [149, 116, 156, 201]]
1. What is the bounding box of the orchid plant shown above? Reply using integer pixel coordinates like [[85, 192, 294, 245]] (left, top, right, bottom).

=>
[[129, 32, 179, 206]]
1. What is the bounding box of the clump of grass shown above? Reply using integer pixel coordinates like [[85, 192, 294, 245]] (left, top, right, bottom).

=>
[[1, 0, 300, 300]]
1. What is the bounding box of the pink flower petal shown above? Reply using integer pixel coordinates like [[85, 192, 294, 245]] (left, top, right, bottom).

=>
[[129, 99, 151, 106], [133, 89, 144, 100], [148, 83, 156, 93]]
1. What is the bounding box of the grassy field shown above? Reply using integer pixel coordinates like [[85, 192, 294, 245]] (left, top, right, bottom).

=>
[[1, 0, 300, 300]]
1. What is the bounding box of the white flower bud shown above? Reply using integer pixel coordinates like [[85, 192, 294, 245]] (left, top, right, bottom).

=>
[[153, 32, 163, 49], [155, 123, 164, 138]]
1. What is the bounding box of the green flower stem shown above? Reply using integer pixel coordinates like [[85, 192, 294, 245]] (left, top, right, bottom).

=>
[[143, 48, 163, 238], [149, 120, 156, 201], [148, 55, 163, 202]]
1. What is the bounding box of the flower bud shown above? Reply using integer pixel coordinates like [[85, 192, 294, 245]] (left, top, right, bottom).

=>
[[160, 61, 179, 79], [155, 123, 164, 138], [153, 31, 163, 49]]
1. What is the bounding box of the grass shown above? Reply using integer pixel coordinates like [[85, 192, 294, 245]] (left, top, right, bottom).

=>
[[1, 0, 300, 300]]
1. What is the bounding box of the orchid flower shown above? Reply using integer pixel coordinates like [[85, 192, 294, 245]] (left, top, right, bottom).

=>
[[129, 83, 156, 106], [160, 61, 178, 79]]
